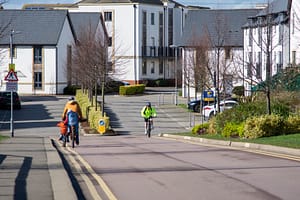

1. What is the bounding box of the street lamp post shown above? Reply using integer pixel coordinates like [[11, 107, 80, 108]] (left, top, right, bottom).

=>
[[170, 45, 178, 105]]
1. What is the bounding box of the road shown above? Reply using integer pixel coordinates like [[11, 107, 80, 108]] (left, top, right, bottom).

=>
[[1, 92, 300, 200]]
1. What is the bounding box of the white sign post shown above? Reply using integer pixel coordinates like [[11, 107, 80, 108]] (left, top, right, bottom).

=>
[[4, 69, 18, 137]]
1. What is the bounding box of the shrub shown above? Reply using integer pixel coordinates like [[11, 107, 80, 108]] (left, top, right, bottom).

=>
[[213, 100, 292, 134], [64, 85, 80, 95], [207, 117, 217, 135], [222, 122, 244, 138], [244, 114, 284, 139], [285, 115, 300, 134], [192, 123, 210, 135], [119, 84, 145, 95], [232, 86, 244, 96]]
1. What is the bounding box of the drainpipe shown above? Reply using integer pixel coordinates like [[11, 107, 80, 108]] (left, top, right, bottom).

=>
[[133, 4, 137, 84], [56, 46, 58, 94]]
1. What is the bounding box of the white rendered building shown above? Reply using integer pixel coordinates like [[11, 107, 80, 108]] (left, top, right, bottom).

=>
[[0, 10, 106, 94], [243, 0, 300, 95], [70, 0, 188, 85], [178, 9, 261, 99]]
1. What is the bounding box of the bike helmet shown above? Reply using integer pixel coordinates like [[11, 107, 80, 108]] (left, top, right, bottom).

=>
[[146, 102, 151, 107], [68, 96, 75, 101]]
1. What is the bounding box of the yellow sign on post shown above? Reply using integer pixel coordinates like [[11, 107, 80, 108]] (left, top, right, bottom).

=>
[[9, 64, 15, 71], [98, 119, 106, 134]]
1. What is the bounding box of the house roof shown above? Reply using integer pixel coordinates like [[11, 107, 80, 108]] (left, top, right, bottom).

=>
[[243, 0, 290, 28], [69, 12, 102, 39], [77, 0, 184, 7], [0, 10, 69, 46], [256, 0, 289, 16], [178, 9, 261, 48]]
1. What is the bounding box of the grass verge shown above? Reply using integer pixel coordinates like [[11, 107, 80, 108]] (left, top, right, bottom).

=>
[[0, 135, 10, 142], [173, 132, 300, 149]]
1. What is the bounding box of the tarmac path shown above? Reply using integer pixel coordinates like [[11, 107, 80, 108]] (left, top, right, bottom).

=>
[[0, 95, 77, 200]]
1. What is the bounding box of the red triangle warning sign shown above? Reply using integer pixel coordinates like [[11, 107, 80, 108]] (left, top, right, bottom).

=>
[[4, 70, 18, 81]]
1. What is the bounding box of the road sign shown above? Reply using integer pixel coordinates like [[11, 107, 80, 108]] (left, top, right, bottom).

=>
[[4, 70, 18, 81], [6, 82, 18, 91]]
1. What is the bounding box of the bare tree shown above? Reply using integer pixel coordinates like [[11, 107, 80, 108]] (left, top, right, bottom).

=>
[[183, 31, 211, 102], [70, 21, 129, 114], [71, 22, 108, 110], [242, 1, 292, 114]]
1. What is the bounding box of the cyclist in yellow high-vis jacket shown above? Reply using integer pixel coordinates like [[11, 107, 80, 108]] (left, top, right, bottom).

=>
[[141, 102, 157, 134]]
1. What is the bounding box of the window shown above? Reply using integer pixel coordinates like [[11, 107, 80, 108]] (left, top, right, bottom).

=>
[[225, 47, 231, 60], [34, 46, 42, 64], [142, 61, 147, 75], [151, 13, 155, 25], [292, 51, 296, 65], [142, 11, 147, 48], [256, 52, 262, 78], [168, 8, 173, 46], [159, 13, 163, 47], [34, 72, 42, 89], [292, 13, 295, 34], [248, 29, 252, 46], [159, 60, 163, 75], [278, 25, 283, 44], [104, 12, 112, 21], [108, 37, 112, 47], [258, 27, 262, 45], [151, 62, 155, 74]]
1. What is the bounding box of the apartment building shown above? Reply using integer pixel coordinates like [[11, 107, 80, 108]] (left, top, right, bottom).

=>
[[178, 9, 261, 99], [70, 0, 188, 85], [243, 0, 300, 95]]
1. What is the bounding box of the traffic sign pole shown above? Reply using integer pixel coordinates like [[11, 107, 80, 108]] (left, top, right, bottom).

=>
[[10, 90, 14, 137]]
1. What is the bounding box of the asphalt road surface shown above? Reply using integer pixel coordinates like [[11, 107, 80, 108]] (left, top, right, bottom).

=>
[[1, 92, 300, 200]]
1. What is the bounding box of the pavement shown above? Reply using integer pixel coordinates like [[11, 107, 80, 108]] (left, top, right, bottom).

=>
[[1, 87, 300, 199]]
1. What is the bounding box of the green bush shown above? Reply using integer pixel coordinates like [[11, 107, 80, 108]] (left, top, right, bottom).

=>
[[63, 85, 81, 95], [285, 115, 300, 134], [244, 114, 284, 139], [222, 122, 244, 138], [213, 100, 292, 134], [192, 123, 210, 135], [155, 79, 171, 87], [232, 86, 244, 96], [119, 84, 145, 95], [75, 89, 107, 133]]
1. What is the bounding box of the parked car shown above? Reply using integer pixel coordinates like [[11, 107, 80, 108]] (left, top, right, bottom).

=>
[[0, 91, 21, 110], [188, 99, 214, 112], [202, 99, 238, 119]]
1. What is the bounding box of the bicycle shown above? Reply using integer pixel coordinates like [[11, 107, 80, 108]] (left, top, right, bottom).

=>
[[62, 125, 77, 148], [70, 125, 76, 148], [146, 118, 153, 138]]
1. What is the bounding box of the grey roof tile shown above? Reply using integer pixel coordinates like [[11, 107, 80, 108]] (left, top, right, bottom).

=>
[[69, 12, 101, 39], [179, 9, 261, 47], [0, 10, 69, 45], [256, 0, 289, 16]]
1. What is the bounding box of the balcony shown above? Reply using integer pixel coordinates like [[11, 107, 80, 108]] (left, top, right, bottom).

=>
[[141, 46, 177, 58]]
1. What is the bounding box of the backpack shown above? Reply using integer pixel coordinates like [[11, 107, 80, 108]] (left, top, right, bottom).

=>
[[67, 110, 79, 126]]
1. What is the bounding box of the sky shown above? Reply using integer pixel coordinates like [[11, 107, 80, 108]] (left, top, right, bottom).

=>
[[3, 0, 270, 9]]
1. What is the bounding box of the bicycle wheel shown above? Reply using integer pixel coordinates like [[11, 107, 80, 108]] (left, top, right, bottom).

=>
[[62, 134, 66, 147], [147, 121, 151, 138], [71, 126, 75, 148]]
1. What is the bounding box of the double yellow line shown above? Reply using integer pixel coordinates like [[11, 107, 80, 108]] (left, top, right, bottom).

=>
[[66, 145, 118, 200]]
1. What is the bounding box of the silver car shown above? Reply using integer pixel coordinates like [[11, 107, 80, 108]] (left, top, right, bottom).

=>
[[202, 100, 238, 119]]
